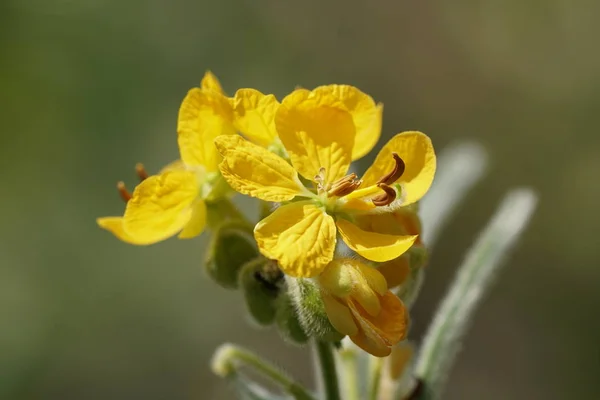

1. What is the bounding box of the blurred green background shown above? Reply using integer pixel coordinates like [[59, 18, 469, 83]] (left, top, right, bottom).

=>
[[2, 1, 599, 399]]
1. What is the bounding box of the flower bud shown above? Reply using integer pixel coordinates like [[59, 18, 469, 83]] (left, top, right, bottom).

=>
[[275, 291, 309, 345], [204, 221, 259, 289], [239, 258, 282, 326], [286, 277, 344, 342]]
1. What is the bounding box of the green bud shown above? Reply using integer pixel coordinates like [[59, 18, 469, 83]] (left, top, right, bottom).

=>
[[287, 277, 344, 342], [239, 258, 283, 326], [204, 221, 258, 289], [275, 292, 309, 345]]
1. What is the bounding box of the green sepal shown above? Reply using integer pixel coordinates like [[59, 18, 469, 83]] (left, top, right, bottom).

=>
[[287, 278, 344, 342], [205, 220, 259, 289], [275, 292, 309, 345], [239, 258, 283, 326]]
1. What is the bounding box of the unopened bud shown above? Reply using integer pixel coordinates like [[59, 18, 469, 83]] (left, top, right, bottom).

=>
[[239, 258, 282, 326], [275, 292, 309, 345], [286, 277, 344, 342], [204, 222, 259, 289]]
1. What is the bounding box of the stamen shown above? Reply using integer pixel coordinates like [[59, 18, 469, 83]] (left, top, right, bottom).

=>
[[314, 167, 327, 193], [135, 163, 149, 181], [117, 181, 132, 202], [377, 153, 405, 185], [371, 183, 396, 206], [328, 173, 362, 197]]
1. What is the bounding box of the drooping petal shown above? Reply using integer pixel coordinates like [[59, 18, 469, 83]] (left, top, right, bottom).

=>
[[361, 131, 436, 205], [254, 201, 336, 277], [275, 89, 355, 183], [122, 170, 199, 245], [232, 88, 279, 147], [215, 135, 306, 202], [336, 219, 417, 262], [349, 291, 409, 357], [178, 200, 207, 239], [201, 71, 225, 95], [177, 88, 236, 171], [97, 216, 151, 245], [319, 259, 381, 317], [312, 85, 382, 160], [321, 291, 358, 336]]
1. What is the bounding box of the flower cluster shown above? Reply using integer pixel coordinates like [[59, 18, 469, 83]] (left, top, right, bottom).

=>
[[97, 72, 436, 357]]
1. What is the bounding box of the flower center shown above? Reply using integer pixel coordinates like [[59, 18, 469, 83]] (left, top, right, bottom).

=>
[[313, 168, 363, 198]]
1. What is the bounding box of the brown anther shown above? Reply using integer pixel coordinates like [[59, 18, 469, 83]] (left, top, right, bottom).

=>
[[371, 183, 396, 206], [377, 153, 405, 185], [328, 173, 362, 197], [117, 181, 132, 202], [135, 163, 149, 181]]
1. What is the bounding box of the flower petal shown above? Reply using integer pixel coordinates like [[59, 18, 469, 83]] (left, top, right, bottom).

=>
[[122, 170, 199, 244], [215, 135, 305, 202], [97, 216, 150, 245], [275, 89, 355, 183], [178, 200, 207, 239], [349, 291, 409, 357], [377, 256, 411, 289], [177, 88, 235, 171], [254, 201, 336, 277], [336, 219, 417, 262], [232, 88, 279, 147], [321, 291, 358, 336], [312, 85, 382, 160], [319, 259, 381, 316], [201, 71, 225, 94], [361, 131, 436, 205]]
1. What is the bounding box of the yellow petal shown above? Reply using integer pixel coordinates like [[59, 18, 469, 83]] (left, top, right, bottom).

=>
[[321, 291, 358, 336], [336, 219, 417, 262], [177, 88, 235, 171], [97, 216, 151, 245], [355, 262, 388, 296], [178, 200, 207, 239], [312, 85, 382, 160], [254, 201, 336, 277], [361, 131, 436, 205], [215, 135, 305, 202], [275, 89, 355, 183], [201, 71, 225, 95], [159, 159, 187, 173], [319, 259, 381, 316], [349, 291, 409, 357], [122, 170, 199, 244], [377, 256, 411, 289], [232, 88, 279, 147]]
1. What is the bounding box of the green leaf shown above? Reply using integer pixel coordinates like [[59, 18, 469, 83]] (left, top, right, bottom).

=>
[[414, 189, 538, 400]]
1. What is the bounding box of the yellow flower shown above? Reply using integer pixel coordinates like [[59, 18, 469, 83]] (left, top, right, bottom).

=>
[[215, 86, 436, 277], [97, 71, 277, 245], [318, 258, 408, 357]]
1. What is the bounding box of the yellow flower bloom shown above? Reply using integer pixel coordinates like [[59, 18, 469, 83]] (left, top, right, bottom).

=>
[[318, 258, 408, 357], [97, 71, 280, 245], [215, 86, 436, 277]]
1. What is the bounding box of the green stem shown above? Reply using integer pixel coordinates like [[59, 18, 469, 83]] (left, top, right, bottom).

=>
[[339, 348, 360, 400], [368, 357, 384, 400], [212, 344, 315, 400], [314, 341, 341, 400]]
